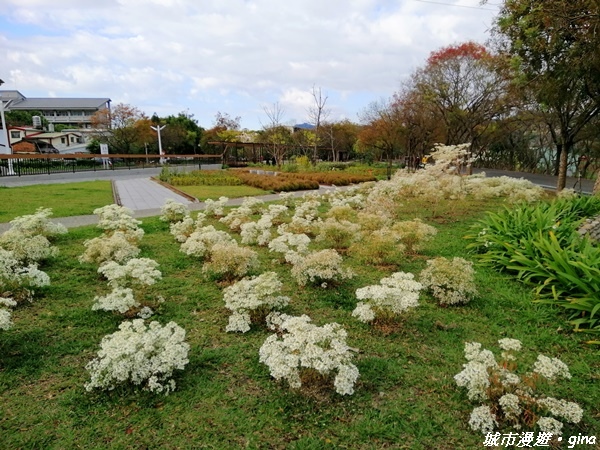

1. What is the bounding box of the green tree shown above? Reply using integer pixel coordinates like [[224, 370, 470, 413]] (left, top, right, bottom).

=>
[[90, 103, 151, 154], [489, 0, 600, 190]]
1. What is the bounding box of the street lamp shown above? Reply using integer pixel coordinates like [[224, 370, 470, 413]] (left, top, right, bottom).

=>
[[150, 124, 167, 164]]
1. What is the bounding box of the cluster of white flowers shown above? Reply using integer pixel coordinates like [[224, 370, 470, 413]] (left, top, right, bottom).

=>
[[180, 225, 236, 259], [219, 204, 255, 231], [85, 319, 190, 395], [93, 258, 161, 315], [240, 214, 274, 246], [278, 191, 297, 207], [223, 272, 290, 333], [202, 241, 259, 281], [159, 199, 190, 223], [278, 198, 322, 235], [259, 313, 359, 395], [99, 258, 162, 288], [79, 232, 141, 265], [352, 272, 423, 323], [0, 248, 50, 304], [268, 231, 311, 264], [419, 257, 478, 305], [532, 354, 572, 381], [169, 212, 206, 243], [203, 196, 229, 217], [0, 207, 66, 264], [80, 205, 145, 266], [93, 204, 144, 242], [290, 249, 354, 287], [0, 297, 17, 330], [92, 287, 139, 314], [465, 174, 544, 204], [455, 339, 583, 434]]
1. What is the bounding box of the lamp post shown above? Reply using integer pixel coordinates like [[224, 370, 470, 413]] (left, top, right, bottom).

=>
[[150, 124, 167, 164], [0, 78, 15, 175]]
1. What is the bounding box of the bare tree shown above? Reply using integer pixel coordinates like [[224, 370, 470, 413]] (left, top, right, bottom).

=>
[[261, 102, 290, 167], [307, 85, 330, 164]]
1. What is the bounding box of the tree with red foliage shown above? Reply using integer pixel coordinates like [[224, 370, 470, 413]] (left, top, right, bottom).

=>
[[411, 41, 512, 158]]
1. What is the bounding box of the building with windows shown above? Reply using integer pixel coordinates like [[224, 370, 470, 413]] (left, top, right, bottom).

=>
[[0, 90, 111, 128]]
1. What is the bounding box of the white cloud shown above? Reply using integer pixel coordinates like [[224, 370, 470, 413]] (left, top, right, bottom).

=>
[[0, 0, 499, 129]]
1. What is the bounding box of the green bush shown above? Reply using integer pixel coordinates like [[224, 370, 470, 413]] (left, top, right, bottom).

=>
[[465, 195, 600, 331]]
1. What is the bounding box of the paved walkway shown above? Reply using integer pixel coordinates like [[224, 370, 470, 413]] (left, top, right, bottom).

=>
[[114, 178, 195, 211]]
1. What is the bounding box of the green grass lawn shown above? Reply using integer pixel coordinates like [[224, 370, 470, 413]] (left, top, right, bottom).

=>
[[0, 196, 598, 449], [177, 184, 270, 200], [0, 181, 114, 223]]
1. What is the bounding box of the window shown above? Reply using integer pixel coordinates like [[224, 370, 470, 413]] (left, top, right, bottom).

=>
[[61, 137, 66, 144], [11, 131, 20, 139]]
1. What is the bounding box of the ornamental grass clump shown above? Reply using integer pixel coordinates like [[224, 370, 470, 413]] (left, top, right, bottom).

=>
[[290, 249, 354, 287], [85, 319, 190, 395], [454, 339, 583, 435], [420, 257, 478, 305], [223, 272, 290, 333], [259, 313, 359, 395], [352, 272, 423, 324], [159, 199, 190, 223]]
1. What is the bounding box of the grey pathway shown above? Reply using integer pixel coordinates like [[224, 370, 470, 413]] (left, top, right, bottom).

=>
[[114, 178, 195, 211]]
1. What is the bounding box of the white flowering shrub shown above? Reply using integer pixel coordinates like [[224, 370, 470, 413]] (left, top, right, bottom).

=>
[[160, 199, 189, 223], [420, 257, 478, 305], [180, 226, 235, 259], [0, 297, 17, 330], [259, 313, 359, 395], [85, 319, 190, 395], [290, 249, 354, 287], [170, 215, 195, 243], [268, 231, 311, 264], [278, 191, 297, 207], [98, 258, 161, 288], [92, 287, 140, 314], [202, 242, 259, 281], [79, 231, 141, 265], [315, 218, 361, 250], [455, 339, 583, 435], [391, 219, 437, 253], [240, 215, 273, 246], [356, 212, 391, 233], [465, 175, 544, 204], [0, 249, 50, 303], [0, 233, 59, 264], [266, 204, 289, 224], [3, 207, 67, 238], [93, 204, 144, 242], [0, 207, 67, 264], [203, 196, 229, 217], [223, 272, 290, 333], [219, 205, 254, 232], [352, 272, 423, 323]]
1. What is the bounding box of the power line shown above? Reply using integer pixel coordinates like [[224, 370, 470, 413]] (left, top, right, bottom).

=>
[[413, 0, 498, 12]]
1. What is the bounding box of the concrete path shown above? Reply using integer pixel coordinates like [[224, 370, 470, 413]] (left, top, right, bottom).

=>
[[113, 178, 195, 211]]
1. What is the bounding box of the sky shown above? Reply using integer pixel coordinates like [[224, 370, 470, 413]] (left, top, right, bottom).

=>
[[0, 0, 501, 130]]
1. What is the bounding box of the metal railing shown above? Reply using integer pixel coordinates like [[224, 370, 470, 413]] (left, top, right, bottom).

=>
[[0, 154, 223, 177]]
